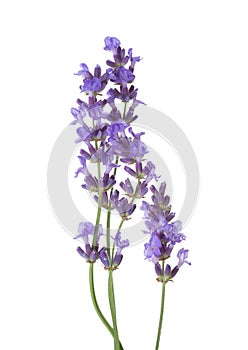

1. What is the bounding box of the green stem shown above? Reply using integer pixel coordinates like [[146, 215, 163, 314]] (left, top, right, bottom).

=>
[[89, 264, 113, 335], [89, 264, 124, 349], [92, 147, 102, 247], [92, 189, 102, 247], [106, 203, 111, 254], [111, 178, 141, 261], [108, 269, 121, 350], [107, 155, 119, 255], [155, 260, 166, 350], [123, 101, 127, 120]]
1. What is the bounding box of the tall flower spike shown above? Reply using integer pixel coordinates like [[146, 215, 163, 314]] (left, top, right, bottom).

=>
[[142, 180, 190, 282]]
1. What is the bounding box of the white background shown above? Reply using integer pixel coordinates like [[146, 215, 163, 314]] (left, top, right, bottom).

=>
[[1, 1, 248, 349]]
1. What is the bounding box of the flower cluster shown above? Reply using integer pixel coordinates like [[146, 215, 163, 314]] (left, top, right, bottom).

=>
[[72, 37, 153, 270], [68, 36, 191, 350], [141, 182, 191, 282], [72, 36, 190, 280]]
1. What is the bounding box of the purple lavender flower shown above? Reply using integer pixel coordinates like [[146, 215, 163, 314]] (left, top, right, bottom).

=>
[[106, 100, 123, 121], [99, 173, 116, 191], [75, 124, 91, 143], [110, 190, 136, 220], [128, 48, 142, 72], [88, 104, 109, 121], [106, 46, 129, 68], [80, 77, 102, 96], [119, 178, 134, 196], [108, 85, 138, 102], [124, 99, 145, 123], [114, 231, 129, 250], [104, 36, 121, 53], [110, 66, 135, 87], [110, 128, 148, 164], [144, 232, 162, 260], [120, 178, 148, 199], [124, 161, 159, 184], [94, 191, 109, 210], [154, 263, 179, 283], [70, 104, 87, 125], [99, 232, 129, 270], [75, 222, 104, 263], [81, 174, 99, 192], [106, 122, 128, 139], [142, 180, 190, 282], [75, 63, 92, 79], [75, 156, 90, 177], [177, 248, 191, 267], [154, 249, 191, 283]]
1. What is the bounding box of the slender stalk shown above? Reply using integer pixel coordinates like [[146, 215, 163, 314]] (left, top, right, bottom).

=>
[[92, 188, 102, 247], [89, 265, 124, 349], [155, 260, 166, 350], [106, 189, 124, 349], [89, 264, 113, 335], [106, 155, 119, 255], [108, 269, 121, 350], [123, 101, 127, 120], [106, 202, 111, 254], [111, 178, 141, 261]]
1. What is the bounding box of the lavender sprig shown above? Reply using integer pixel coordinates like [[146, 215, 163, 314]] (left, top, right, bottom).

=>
[[72, 36, 144, 350], [71, 36, 191, 350], [141, 181, 191, 350]]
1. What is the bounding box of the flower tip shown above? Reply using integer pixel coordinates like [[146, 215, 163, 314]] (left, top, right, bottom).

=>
[[104, 36, 121, 52]]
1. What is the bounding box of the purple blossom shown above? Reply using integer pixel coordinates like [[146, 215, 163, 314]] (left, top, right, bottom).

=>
[[94, 191, 109, 210], [110, 190, 136, 220], [106, 122, 128, 140], [142, 180, 190, 281], [144, 232, 162, 260], [106, 100, 123, 121], [154, 249, 191, 283], [124, 99, 145, 123], [110, 128, 148, 163], [88, 104, 109, 121], [81, 174, 99, 192], [75, 222, 104, 263], [110, 66, 135, 87], [85, 124, 109, 142], [108, 85, 138, 102], [99, 232, 129, 270], [124, 161, 159, 184], [143, 161, 160, 183], [120, 178, 134, 196], [128, 48, 142, 72], [120, 178, 148, 199], [80, 77, 102, 96], [104, 36, 121, 53], [75, 156, 89, 177], [99, 173, 116, 191], [75, 125, 91, 143], [106, 46, 129, 68], [99, 248, 123, 270], [75, 63, 91, 79], [113, 231, 129, 252], [177, 248, 191, 268], [70, 105, 86, 125], [154, 263, 179, 283]]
